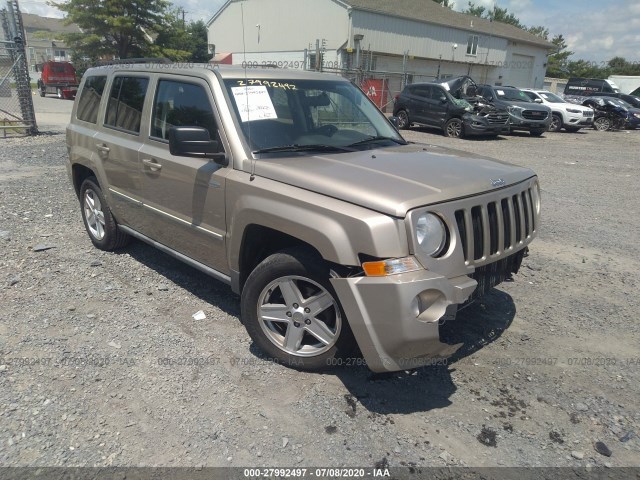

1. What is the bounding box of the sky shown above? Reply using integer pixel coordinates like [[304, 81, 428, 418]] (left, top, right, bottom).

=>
[[17, 0, 640, 63]]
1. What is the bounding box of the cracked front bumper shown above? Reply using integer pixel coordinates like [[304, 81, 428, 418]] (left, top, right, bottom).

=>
[[331, 271, 477, 372]]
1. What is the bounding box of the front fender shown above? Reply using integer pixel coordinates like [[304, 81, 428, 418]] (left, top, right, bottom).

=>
[[225, 170, 410, 271]]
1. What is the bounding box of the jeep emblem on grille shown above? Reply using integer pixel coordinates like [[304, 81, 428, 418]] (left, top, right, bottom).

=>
[[491, 178, 506, 187]]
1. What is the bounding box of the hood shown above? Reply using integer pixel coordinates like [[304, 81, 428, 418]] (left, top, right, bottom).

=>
[[494, 99, 551, 111], [253, 144, 535, 217]]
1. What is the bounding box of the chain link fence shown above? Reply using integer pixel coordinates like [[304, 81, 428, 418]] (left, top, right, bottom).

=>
[[0, 0, 37, 136]]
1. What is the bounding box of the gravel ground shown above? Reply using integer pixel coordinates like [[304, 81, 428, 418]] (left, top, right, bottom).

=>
[[1, 98, 639, 468]]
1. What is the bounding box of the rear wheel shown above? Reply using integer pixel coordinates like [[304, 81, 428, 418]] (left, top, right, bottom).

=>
[[444, 118, 464, 138], [396, 110, 410, 129], [548, 113, 562, 132], [79, 177, 130, 250], [240, 248, 356, 371], [593, 117, 611, 131]]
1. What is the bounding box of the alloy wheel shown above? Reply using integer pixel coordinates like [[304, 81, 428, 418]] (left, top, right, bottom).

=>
[[83, 189, 106, 240]]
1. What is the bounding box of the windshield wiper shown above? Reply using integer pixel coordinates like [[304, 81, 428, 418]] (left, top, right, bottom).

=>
[[253, 144, 353, 154], [348, 136, 407, 147]]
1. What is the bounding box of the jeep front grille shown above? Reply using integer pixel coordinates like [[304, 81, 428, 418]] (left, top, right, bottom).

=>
[[522, 110, 549, 121], [455, 187, 537, 265]]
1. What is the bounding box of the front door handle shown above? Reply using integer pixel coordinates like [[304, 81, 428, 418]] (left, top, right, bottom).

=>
[[96, 144, 110, 155], [142, 158, 162, 172]]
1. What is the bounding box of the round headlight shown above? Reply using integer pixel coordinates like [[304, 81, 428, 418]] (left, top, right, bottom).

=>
[[416, 213, 447, 257]]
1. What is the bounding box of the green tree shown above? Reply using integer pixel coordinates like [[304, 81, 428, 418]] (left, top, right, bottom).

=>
[[546, 34, 573, 78], [526, 25, 549, 40], [49, 0, 170, 59], [463, 1, 486, 17], [432, 0, 454, 7], [152, 13, 210, 62]]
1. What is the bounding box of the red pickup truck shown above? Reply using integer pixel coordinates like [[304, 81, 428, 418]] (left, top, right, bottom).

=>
[[36, 61, 79, 99]]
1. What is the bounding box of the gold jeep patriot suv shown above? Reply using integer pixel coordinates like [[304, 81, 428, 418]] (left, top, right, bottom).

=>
[[66, 63, 540, 372]]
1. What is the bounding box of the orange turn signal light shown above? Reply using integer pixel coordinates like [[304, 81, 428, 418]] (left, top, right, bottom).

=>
[[362, 257, 421, 277]]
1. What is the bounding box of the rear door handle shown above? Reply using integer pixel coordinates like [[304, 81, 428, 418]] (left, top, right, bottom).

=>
[[142, 158, 162, 172], [96, 144, 110, 154]]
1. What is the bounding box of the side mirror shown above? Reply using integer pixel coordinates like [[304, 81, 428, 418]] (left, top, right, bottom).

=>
[[168, 126, 227, 165], [440, 98, 448, 104], [534, 98, 543, 104], [389, 116, 399, 128]]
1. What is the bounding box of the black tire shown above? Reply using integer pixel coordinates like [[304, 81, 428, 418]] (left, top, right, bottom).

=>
[[548, 113, 562, 132], [39, 88, 46, 97], [79, 177, 130, 250], [530, 128, 545, 137], [240, 247, 356, 371], [564, 126, 581, 133], [396, 110, 410, 129], [593, 117, 611, 131], [444, 118, 464, 138]]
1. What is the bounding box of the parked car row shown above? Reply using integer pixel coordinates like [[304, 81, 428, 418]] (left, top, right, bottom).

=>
[[392, 75, 639, 138]]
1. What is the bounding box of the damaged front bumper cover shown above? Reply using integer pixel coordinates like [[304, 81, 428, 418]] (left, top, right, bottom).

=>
[[331, 271, 477, 372]]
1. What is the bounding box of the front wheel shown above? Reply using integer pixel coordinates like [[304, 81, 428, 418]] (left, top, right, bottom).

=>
[[240, 248, 356, 371], [593, 117, 612, 131], [548, 114, 562, 132], [444, 118, 464, 138], [79, 177, 130, 250], [396, 110, 410, 130]]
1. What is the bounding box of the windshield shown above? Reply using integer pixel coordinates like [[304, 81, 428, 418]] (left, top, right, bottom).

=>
[[607, 98, 631, 108], [537, 91, 565, 103], [223, 78, 405, 154], [494, 87, 532, 102]]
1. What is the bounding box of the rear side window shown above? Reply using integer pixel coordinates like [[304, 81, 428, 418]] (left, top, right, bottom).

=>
[[105, 76, 149, 134], [151, 80, 218, 141], [77, 75, 107, 124]]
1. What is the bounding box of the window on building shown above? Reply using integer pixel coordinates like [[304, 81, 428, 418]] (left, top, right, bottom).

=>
[[76, 76, 107, 124], [54, 49, 66, 59], [151, 79, 218, 142], [105, 76, 149, 134], [466, 35, 479, 56]]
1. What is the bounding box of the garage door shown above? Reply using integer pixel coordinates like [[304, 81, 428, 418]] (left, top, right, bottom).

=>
[[508, 54, 534, 88]]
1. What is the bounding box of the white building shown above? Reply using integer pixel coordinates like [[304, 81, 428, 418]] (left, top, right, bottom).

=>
[[207, 0, 553, 104]]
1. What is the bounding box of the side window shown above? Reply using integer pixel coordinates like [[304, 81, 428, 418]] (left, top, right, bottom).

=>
[[523, 91, 537, 101], [76, 75, 106, 124], [413, 86, 430, 98], [151, 80, 218, 142], [105, 76, 149, 134], [432, 87, 447, 101]]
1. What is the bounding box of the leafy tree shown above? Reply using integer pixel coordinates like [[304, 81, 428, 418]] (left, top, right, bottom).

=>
[[463, 1, 486, 17], [50, 0, 170, 59], [546, 34, 573, 78], [526, 25, 549, 40], [432, 0, 455, 7], [152, 14, 210, 62]]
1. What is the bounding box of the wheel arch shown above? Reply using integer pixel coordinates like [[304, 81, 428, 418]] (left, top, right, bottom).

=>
[[235, 225, 325, 294], [72, 163, 98, 197]]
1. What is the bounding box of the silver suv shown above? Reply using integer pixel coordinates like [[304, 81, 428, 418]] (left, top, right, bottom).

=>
[[66, 64, 540, 372]]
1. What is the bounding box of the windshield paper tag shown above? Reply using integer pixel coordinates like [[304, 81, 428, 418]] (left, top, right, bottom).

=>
[[231, 86, 278, 122], [496, 90, 505, 96]]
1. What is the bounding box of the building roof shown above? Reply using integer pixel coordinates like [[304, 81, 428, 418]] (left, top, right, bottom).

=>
[[22, 13, 81, 34], [342, 0, 553, 48]]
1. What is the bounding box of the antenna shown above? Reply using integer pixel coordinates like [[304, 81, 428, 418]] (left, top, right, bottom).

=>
[[240, 2, 256, 180]]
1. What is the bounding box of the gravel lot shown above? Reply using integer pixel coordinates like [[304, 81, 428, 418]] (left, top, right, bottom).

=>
[[1, 96, 639, 469]]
